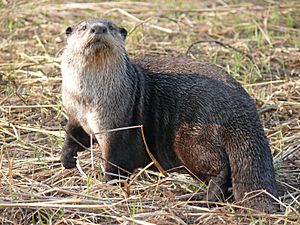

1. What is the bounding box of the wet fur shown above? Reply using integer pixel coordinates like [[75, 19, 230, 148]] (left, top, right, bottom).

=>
[[61, 19, 278, 212]]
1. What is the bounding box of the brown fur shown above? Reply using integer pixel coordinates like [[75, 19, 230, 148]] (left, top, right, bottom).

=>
[[60, 18, 278, 212]]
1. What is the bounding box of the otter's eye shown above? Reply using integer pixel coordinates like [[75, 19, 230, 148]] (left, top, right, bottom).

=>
[[108, 25, 114, 30], [81, 25, 87, 31]]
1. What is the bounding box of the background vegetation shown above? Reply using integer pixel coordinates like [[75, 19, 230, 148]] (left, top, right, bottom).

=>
[[0, 0, 299, 224]]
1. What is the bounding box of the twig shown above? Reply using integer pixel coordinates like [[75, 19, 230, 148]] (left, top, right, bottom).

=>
[[0, 104, 60, 109], [185, 40, 255, 63], [253, 19, 273, 47], [140, 125, 167, 176], [90, 133, 94, 171], [0, 121, 62, 137], [104, 8, 177, 34], [273, 145, 300, 164], [76, 159, 87, 178]]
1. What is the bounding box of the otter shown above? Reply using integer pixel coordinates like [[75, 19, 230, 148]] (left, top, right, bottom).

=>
[[60, 18, 278, 212]]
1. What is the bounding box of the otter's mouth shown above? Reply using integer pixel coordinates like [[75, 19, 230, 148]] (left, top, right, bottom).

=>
[[86, 36, 108, 50], [93, 39, 103, 47]]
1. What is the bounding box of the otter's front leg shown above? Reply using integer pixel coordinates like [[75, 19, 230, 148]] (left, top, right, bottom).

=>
[[61, 120, 91, 169], [102, 130, 148, 181]]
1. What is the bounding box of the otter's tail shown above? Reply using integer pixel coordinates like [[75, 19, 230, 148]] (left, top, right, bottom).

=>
[[224, 130, 278, 212]]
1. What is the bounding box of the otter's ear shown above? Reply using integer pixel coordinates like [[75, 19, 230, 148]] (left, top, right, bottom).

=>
[[65, 26, 73, 36], [119, 27, 127, 40]]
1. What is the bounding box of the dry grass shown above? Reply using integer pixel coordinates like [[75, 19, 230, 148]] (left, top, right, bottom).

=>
[[0, 0, 300, 224]]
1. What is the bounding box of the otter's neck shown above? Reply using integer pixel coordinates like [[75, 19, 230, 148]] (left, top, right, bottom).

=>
[[62, 52, 138, 129], [63, 52, 131, 99]]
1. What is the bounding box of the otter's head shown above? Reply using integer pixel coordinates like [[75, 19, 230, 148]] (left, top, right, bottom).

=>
[[63, 19, 128, 67]]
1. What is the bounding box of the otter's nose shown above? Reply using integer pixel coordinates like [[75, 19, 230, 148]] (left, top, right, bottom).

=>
[[90, 24, 108, 35]]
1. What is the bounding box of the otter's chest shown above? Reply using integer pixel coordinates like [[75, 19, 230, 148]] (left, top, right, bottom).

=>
[[62, 87, 116, 136], [61, 66, 132, 135], [62, 89, 90, 131]]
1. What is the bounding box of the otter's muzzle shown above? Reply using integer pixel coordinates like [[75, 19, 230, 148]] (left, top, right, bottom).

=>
[[90, 23, 108, 35]]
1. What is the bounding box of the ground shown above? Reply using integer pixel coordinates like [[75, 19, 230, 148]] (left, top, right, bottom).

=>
[[0, 0, 299, 224]]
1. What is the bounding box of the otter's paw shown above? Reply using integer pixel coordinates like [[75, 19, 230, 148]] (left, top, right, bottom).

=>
[[240, 195, 280, 213], [61, 151, 77, 169]]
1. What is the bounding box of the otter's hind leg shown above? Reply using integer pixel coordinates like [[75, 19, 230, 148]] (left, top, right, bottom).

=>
[[61, 119, 92, 169], [206, 165, 231, 202], [175, 125, 231, 202]]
